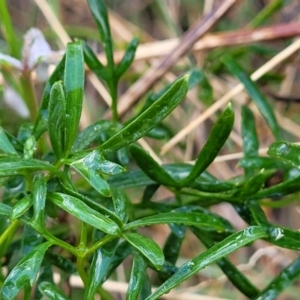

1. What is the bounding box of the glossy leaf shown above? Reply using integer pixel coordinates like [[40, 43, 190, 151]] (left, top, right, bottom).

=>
[[124, 212, 225, 231], [146, 226, 267, 300], [140, 273, 152, 300], [64, 41, 84, 154], [257, 256, 300, 299], [82, 41, 108, 82], [48, 192, 120, 235], [192, 228, 259, 298], [72, 120, 113, 152], [33, 55, 66, 139], [123, 233, 164, 270], [129, 145, 177, 187], [32, 174, 47, 229], [85, 239, 119, 300], [11, 195, 32, 220], [268, 141, 300, 168], [39, 281, 70, 300], [116, 37, 139, 79], [1, 241, 52, 300], [238, 156, 287, 170], [0, 126, 17, 155], [99, 75, 189, 154], [0, 158, 58, 176], [223, 57, 281, 140], [178, 103, 234, 187], [48, 81, 66, 159], [111, 187, 128, 223], [126, 254, 146, 300], [71, 162, 111, 197]]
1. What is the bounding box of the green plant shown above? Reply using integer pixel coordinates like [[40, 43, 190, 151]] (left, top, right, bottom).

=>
[[1, 1, 300, 300]]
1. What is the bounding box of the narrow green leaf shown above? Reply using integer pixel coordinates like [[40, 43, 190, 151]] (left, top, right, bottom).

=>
[[84, 239, 119, 300], [192, 228, 260, 298], [124, 212, 225, 231], [0, 158, 58, 176], [146, 226, 267, 300], [0, 203, 11, 217], [0, 127, 18, 155], [48, 81, 66, 159], [33, 55, 66, 139], [116, 37, 139, 79], [64, 41, 84, 154], [129, 145, 177, 187], [111, 187, 128, 223], [87, 0, 114, 69], [126, 254, 146, 300], [46, 251, 76, 274], [39, 281, 70, 300], [32, 174, 47, 229], [1, 241, 52, 300], [71, 162, 111, 197], [72, 120, 113, 152], [198, 71, 214, 107], [257, 256, 300, 299], [123, 233, 164, 270], [178, 103, 234, 187], [11, 195, 32, 220], [48, 192, 120, 235], [268, 141, 300, 168], [82, 41, 108, 82], [223, 57, 281, 140], [238, 156, 287, 170], [99, 75, 189, 154], [140, 273, 152, 300]]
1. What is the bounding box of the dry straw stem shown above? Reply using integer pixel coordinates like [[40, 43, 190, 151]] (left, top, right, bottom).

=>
[[161, 37, 300, 155], [104, 22, 300, 64], [109, 0, 237, 119]]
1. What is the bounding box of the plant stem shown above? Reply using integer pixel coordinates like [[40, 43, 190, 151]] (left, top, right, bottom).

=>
[[0, 219, 20, 247], [20, 71, 38, 122], [85, 234, 117, 257]]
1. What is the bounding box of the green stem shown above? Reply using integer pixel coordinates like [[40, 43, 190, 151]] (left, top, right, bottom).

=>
[[108, 80, 118, 122], [20, 71, 38, 122], [0, 219, 20, 247], [85, 234, 117, 257], [77, 256, 88, 286]]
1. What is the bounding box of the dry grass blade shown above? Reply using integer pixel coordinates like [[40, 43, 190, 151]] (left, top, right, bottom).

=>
[[110, 0, 237, 119], [161, 37, 300, 155]]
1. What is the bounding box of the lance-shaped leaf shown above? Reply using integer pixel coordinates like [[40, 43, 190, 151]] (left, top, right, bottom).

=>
[[84, 239, 119, 300], [48, 81, 66, 159], [0, 126, 18, 155], [124, 212, 225, 231], [0, 158, 58, 177], [129, 144, 177, 187], [82, 41, 108, 82], [268, 141, 300, 168], [238, 156, 287, 170], [23, 136, 36, 159], [39, 281, 70, 300], [257, 257, 300, 299], [72, 120, 113, 152], [177, 103, 234, 187], [31, 174, 47, 229], [99, 75, 189, 154], [116, 37, 139, 79], [87, 0, 114, 69], [192, 227, 259, 299], [111, 187, 128, 223], [0, 203, 11, 216], [241, 106, 259, 178], [223, 57, 281, 140], [126, 254, 146, 300], [71, 162, 111, 197], [1, 241, 52, 300], [64, 41, 84, 154], [33, 55, 66, 139], [11, 195, 32, 220], [48, 192, 120, 235], [123, 233, 164, 270], [145, 226, 267, 300]]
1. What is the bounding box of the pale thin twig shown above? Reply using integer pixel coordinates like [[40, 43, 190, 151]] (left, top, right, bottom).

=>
[[161, 38, 300, 155]]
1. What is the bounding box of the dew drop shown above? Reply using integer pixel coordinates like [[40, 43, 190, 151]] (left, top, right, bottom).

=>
[[276, 143, 290, 156]]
